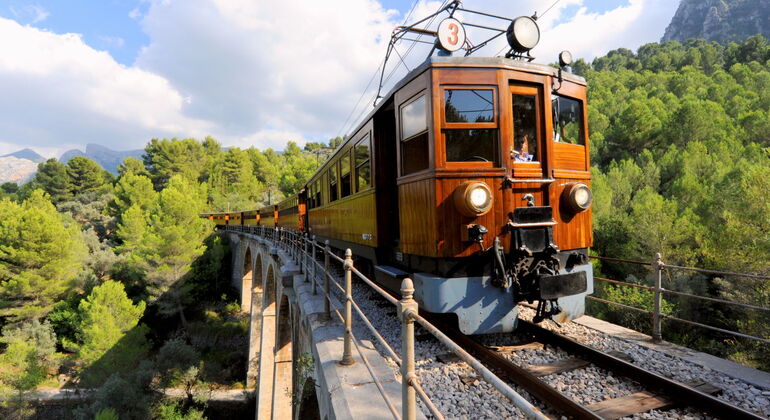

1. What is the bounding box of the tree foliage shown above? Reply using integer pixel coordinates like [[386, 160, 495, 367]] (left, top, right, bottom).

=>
[[586, 35, 770, 368], [0, 190, 87, 322], [76, 281, 150, 386]]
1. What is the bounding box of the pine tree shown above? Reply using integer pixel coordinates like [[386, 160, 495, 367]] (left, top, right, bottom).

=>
[[138, 176, 212, 327], [76, 281, 149, 386], [67, 156, 107, 196], [0, 191, 87, 322], [33, 159, 73, 204]]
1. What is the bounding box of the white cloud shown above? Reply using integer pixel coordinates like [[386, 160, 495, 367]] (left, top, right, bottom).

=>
[[0, 17, 214, 153], [99, 35, 125, 48], [10, 4, 49, 24], [0, 0, 680, 156], [135, 0, 400, 146]]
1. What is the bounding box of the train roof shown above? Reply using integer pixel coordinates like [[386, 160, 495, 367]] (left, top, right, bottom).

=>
[[308, 55, 586, 184]]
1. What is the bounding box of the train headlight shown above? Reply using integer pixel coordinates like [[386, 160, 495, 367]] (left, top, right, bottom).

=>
[[454, 182, 493, 217], [506, 16, 540, 53], [563, 183, 593, 213]]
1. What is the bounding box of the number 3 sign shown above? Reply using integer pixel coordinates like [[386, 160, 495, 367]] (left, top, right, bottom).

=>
[[437, 18, 466, 52]]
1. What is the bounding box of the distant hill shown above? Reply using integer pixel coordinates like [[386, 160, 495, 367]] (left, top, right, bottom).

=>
[[1, 148, 45, 163], [60, 143, 143, 174], [0, 156, 38, 184], [662, 0, 770, 44]]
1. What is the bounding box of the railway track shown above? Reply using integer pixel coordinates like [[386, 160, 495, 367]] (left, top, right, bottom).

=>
[[293, 243, 766, 419], [434, 316, 766, 419]]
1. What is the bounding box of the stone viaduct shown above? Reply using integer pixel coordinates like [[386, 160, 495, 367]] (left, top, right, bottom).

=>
[[222, 229, 424, 420]]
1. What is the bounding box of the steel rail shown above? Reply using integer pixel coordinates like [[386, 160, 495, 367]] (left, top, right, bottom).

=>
[[660, 287, 770, 312], [663, 264, 770, 280], [587, 296, 652, 314], [589, 255, 652, 266], [518, 320, 767, 420], [595, 276, 654, 291], [410, 313, 550, 420], [426, 317, 602, 420], [659, 313, 770, 345]]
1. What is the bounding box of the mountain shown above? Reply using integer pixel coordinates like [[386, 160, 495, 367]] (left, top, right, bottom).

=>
[[1, 148, 45, 163], [60, 143, 143, 174], [0, 156, 38, 184], [662, 0, 770, 44]]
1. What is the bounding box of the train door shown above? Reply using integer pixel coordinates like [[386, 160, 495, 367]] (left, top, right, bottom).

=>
[[373, 99, 399, 261], [507, 84, 549, 215]]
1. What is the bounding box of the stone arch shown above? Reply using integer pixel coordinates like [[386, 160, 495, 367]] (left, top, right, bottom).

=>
[[241, 246, 253, 313], [272, 293, 293, 419], [265, 263, 276, 312], [253, 252, 264, 295], [256, 262, 279, 417]]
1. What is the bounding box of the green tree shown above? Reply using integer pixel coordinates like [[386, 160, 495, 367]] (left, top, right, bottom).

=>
[[117, 157, 148, 178], [109, 173, 157, 220], [33, 158, 73, 203], [0, 320, 60, 417], [67, 156, 107, 196], [0, 191, 87, 322], [138, 176, 212, 326], [76, 281, 150, 386], [143, 138, 210, 189]]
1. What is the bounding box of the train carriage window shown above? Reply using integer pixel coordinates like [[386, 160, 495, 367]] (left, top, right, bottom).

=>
[[400, 95, 429, 175], [552, 95, 585, 145], [315, 180, 321, 207], [445, 89, 494, 123], [328, 167, 338, 202], [443, 89, 499, 164], [355, 135, 371, 191], [512, 94, 539, 162], [340, 154, 351, 198]]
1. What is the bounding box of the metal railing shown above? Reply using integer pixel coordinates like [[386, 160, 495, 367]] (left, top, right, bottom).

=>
[[589, 254, 770, 344], [221, 224, 550, 420]]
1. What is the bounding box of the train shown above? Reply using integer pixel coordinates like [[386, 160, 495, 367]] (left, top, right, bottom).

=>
[[203, 11, 594, 334]]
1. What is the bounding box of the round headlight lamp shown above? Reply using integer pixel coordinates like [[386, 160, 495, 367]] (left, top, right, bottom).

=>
[[563, 183, 593, 213], [506, 16, 540, 53], [454, 182, 493, 217]]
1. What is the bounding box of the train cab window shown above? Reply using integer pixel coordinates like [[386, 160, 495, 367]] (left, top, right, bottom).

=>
[[552, 95, 585, 145], [328, 167, 338, 202], [443, 89, 499, 164], [400, 94, 429, 175], [340, 154, 351, 198], [355, 136, 371, 191], [512, 94, 539, 162], [445, 89, 494, 123]]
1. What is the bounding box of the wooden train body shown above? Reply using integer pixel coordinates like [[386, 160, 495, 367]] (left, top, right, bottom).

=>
[[206, 56, 594, 333]]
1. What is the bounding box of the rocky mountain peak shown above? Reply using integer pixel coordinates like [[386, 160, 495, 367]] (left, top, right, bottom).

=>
[[662, 0, 770, 44]]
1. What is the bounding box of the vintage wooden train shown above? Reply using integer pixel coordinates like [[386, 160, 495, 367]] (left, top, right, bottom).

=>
[[204, 16, 594, 334]]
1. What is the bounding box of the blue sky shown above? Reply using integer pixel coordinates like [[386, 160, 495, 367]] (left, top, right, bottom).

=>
[[0, 0, 680, 157]]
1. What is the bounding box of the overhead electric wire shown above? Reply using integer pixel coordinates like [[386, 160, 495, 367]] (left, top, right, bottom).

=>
[[335, 0, 421, 138]]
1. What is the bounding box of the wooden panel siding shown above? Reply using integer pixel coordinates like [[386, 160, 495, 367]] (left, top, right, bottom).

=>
[[307, 189, 377, 247], [398, 178, 436, 256], [550, 178, 593, 250], [435, 176, 508, 257]]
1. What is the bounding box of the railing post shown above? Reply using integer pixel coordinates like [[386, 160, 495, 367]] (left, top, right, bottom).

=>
[[652, 252, 664, 342], [302, 234, 308, 278], [340, 249, 355, 366], [398, 278, 418, 420], [324, 240, 330, 318], [311, 235, 317, 295]]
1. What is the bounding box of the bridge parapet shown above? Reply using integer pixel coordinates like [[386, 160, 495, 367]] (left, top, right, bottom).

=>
[[221, 224, 563, 420]]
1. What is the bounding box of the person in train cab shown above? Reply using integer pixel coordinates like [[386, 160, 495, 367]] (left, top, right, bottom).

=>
[[514, 134, 533, 162]]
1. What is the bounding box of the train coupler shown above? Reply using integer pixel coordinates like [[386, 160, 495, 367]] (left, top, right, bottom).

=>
[[533, 299, 562, 323]]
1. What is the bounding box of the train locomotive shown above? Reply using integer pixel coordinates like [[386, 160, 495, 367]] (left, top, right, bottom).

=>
[[204, 7, 594, 334]]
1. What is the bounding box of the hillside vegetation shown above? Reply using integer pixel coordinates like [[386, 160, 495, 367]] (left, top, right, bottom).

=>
[[578, 36, 770, 368], [0, 138, 336, 418]]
